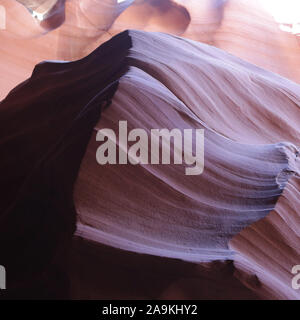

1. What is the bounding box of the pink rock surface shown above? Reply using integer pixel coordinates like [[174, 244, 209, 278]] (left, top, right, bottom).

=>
[[1, 1, 300, 300]]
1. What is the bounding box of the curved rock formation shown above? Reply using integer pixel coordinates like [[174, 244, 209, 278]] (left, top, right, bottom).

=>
[[73, 30, 300, 299], [0, 29, 299, 299]]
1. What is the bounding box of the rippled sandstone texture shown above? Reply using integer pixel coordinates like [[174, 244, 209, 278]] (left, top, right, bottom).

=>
[[0, 29, 299, 299]]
